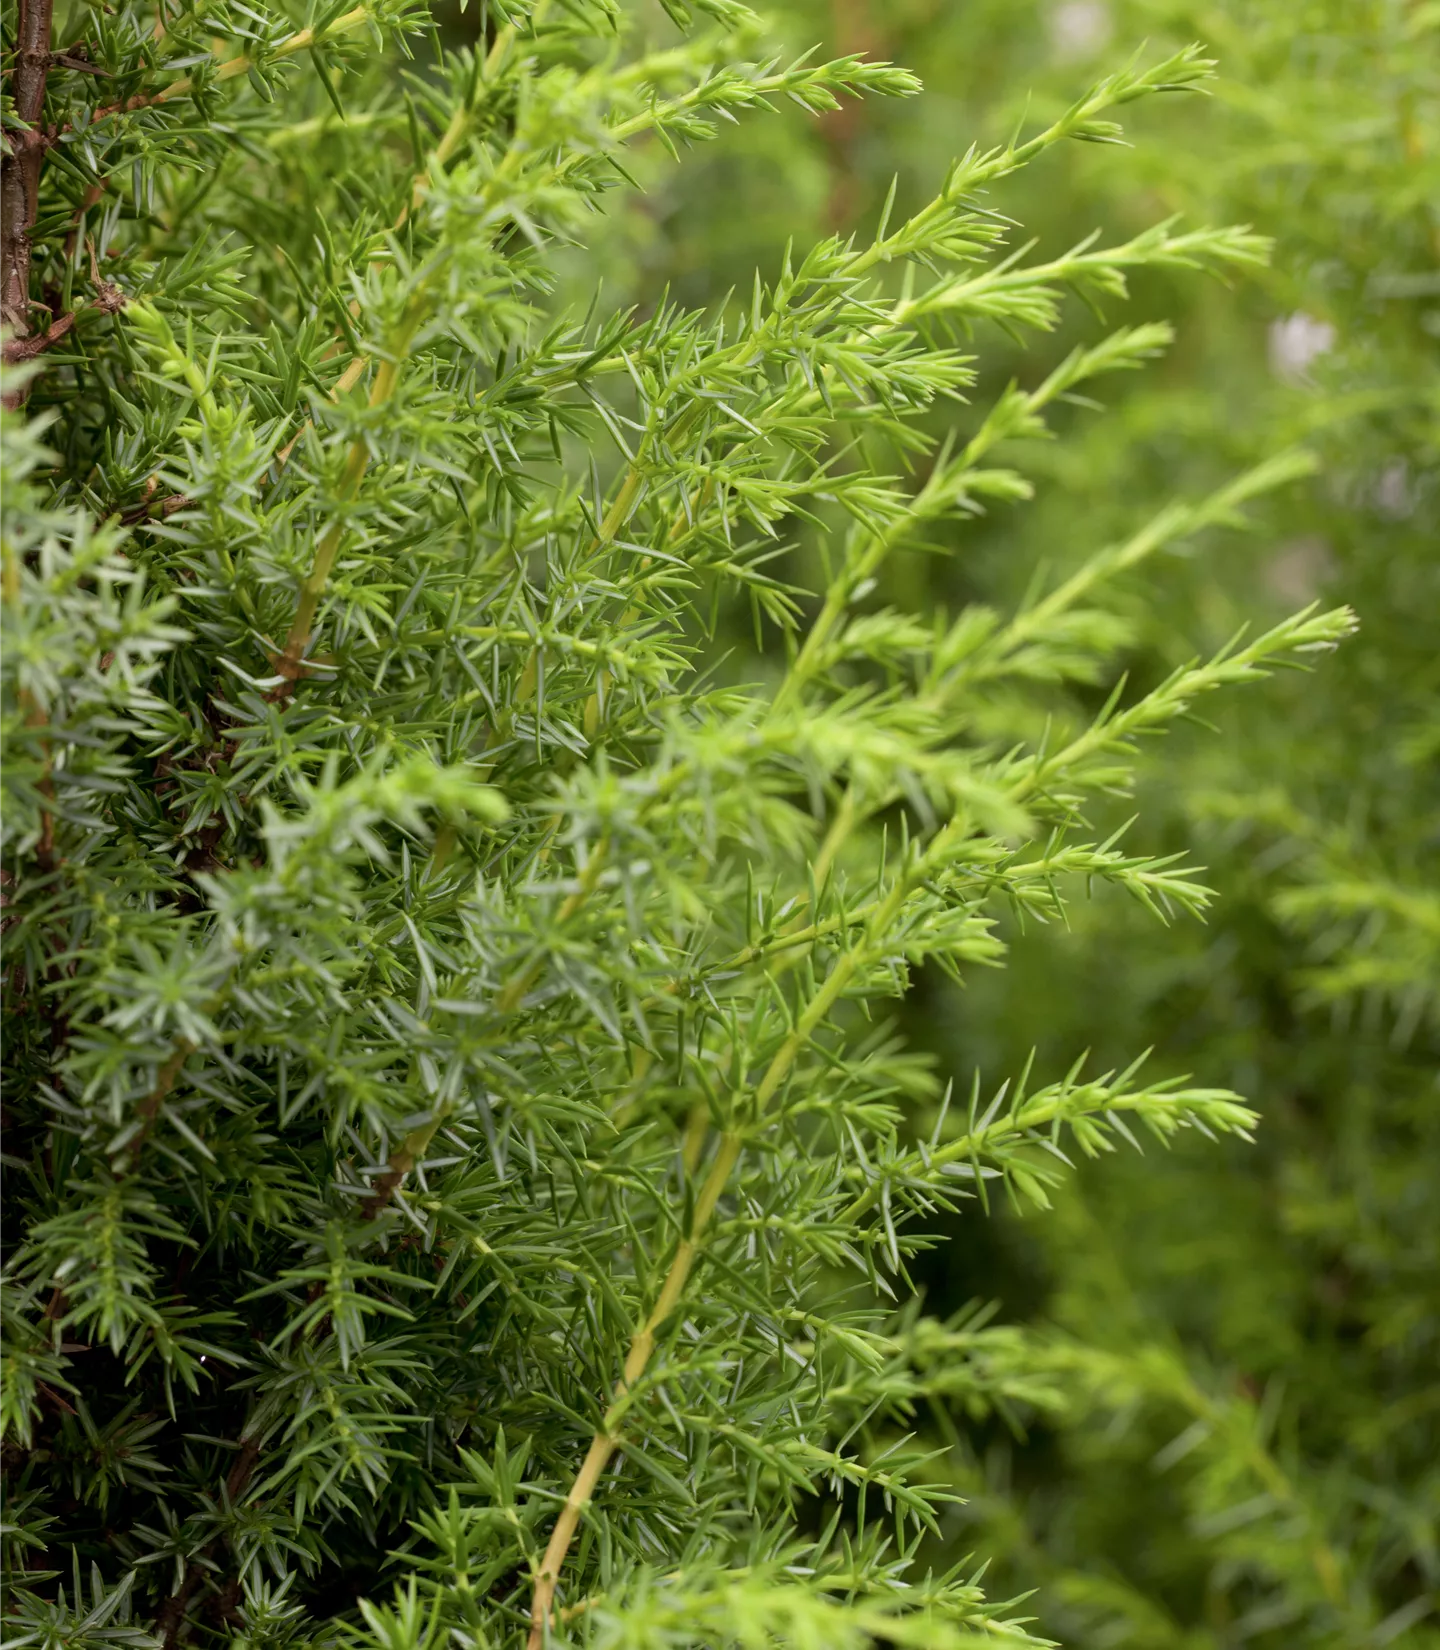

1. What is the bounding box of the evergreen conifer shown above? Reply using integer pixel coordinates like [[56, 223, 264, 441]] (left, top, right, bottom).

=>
[[1, 4, 1362, 1648], [680, 5, 1436, 1646]]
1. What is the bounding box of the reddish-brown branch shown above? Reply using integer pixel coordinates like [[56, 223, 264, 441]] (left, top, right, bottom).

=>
[[140, 1038, 193, 1119], [35, 1379, 78, 1416], [360, 1164, 408, 1220], [154, 1565, 201, 1650], [2, 0, 56, 404], [1, 275, 124, 368], [84, 86, 175, 125], [224, 1435, 260, 1501], [120, 490, 192, 526], [155, 1435, 261, 1650], [2, 307, 74, 362]]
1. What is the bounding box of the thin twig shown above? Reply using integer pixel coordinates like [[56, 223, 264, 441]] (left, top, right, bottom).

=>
[[82, 7, 370, 128], [3, 307, 74, 361], [154, 1435, 261, 1650], [526, 858, 918, 1644], [266, 20, 524, 692], [526, 1130, 743, 1649], [1, 0, 55, 404]]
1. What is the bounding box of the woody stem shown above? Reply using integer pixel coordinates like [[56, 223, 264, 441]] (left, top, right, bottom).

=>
[[1, 0, 55, 403]]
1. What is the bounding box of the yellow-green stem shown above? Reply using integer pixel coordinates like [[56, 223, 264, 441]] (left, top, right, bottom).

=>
[[528, 858, 918, 1642], [149, 7, 370, 106], [763, 785, 865, 981], [493, 837, 610, 1017], [274, 349, 403, 682], [527, 1130, 742, 1649], [273, 19, 522, 464]]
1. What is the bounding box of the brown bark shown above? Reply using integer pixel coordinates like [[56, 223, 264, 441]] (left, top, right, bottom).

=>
[[2, 0, 55, 402], [3, 305, 72, 360], [359, 1162, 407, 1219], [154, 1435, 261, 1650], [120, 490, 192, 525]]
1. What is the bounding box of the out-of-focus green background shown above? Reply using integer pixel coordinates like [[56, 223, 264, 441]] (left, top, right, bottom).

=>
[[550, 2, 1439, 1644]]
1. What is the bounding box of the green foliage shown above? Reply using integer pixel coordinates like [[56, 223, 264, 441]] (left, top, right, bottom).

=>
[[662, 3, 1434, 1647], [0, 2, 1367, 1648]]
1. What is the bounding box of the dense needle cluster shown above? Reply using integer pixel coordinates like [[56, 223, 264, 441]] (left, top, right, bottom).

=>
[[1, 3, 1353, 1647]]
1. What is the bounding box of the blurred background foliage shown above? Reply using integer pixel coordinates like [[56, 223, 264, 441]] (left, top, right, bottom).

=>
[[486, 0, 1440, 1644]]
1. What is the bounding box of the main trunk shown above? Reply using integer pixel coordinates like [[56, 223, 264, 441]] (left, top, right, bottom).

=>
[[1, 0, 54, 402]]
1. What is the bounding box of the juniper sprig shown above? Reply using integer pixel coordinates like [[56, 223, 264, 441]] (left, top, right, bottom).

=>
[[1, 4, 1352, 1647], [785, 4, 1437, 1645]]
